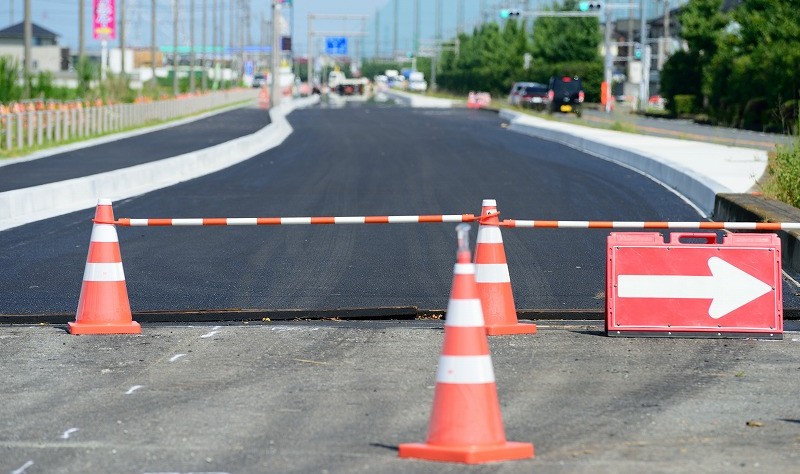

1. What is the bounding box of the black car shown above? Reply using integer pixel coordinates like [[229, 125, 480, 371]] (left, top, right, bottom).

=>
[[547, 75, 584, 117], [519, 83, 549, 111]]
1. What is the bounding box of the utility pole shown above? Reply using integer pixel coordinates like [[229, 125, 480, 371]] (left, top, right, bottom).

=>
[[432, 0, 442, 92], [639, 0, 648, 108], [151, 0, 156, 86], [307, 13, 313, 86], [413, 0, 419, 56], [392, 0, 398, 57], [603, 6, 613, 112], [457, 0, 464, 35], [23, 0, 31, 97], [374, 9, 379, 59], [271, 0, 281, 108], [230, 0, 235, 82], [202, 0, 207, 90], [79, 0, 85, 64], [120, 0, 126, 77], [190, 0, 196, 92], [663, 0, 671, 57], [173, 0, 179, 96]]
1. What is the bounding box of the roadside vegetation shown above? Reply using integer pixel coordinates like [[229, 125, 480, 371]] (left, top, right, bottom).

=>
[[765, 139, 800, 207], [0, 56, 240, 106], [661, 0, 799, 134]]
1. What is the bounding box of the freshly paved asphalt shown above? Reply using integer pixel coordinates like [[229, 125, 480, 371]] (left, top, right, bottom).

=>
[[0, 107, 270, 192], [0, 104, 711, 315]]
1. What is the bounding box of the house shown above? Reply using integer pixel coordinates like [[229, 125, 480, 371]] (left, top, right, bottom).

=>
[[0, 22, 65, 72]]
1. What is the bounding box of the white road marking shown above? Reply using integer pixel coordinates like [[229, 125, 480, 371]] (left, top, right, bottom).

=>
[[200, 326, 222, 338], [125, 385, 143, 395], [169, 354, 187, 362], [11, 461, 34, 474], [60, 428, 79, 439]]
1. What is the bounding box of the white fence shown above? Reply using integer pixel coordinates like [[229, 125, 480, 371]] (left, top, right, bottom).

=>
[[0, 88, 259, 152]]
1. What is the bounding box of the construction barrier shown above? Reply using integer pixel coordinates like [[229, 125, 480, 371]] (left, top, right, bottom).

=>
[[109, 214, 476, 226], [398, 224, 534, 464], [467, 92, 491, 109], [80, 198, 795, 339]]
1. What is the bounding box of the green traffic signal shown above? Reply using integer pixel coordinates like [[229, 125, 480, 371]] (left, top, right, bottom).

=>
[[500, 9, 510, 19], [579, 1, 602, 11]]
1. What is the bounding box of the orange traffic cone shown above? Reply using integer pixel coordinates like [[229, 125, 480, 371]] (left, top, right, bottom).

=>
[[399, 224, 534, 464], [69, 199, 141, 335], [475, 199, 536, 336]]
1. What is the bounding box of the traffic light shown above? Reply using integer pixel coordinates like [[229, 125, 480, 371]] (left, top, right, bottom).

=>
[[578, 1, 603, 11], [634, 43, 642, 59], [499, 9, 522, 19]]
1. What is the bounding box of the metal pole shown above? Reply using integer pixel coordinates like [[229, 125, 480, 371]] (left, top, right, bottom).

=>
[[413, 0, 419, 56], [79, 0, 85, 63], [120, 0, 126, 77], [457, 0, 464, 35], [663, 0, 671, 56], [639, 0, 648, 108], [173, 0, 179, 96], [374, 9, 379, 58], [151, 0, 157, 86], [307, 13, 313, 86], [229, 0, 234, 83], [202, 0, 208, 90], [392, 0, 398, 57], [23, 0, 31, 97], [603, 6, 613, 112], [190, 0, 196, 92], [271, 1, 281, 107]]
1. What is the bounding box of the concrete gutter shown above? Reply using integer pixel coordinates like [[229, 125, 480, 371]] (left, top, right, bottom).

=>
[[0, 95, 320, 231]]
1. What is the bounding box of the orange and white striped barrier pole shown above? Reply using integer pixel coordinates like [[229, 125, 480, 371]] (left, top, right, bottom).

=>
[[399, 224, 534, 464], [109, 214, 476, 226], [501, 220, 800, 230], [69, 199, 141, 335]]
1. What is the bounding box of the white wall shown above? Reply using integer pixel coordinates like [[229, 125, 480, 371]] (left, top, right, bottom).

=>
[[0, 45, 61, 72]]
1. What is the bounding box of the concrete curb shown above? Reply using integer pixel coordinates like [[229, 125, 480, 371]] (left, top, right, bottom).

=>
[[381, 89, 459, 108], [0, 95, 320, 231]]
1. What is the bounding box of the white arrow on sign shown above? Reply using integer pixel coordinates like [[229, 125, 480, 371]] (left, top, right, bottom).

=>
[[617, 256, 772, 319]]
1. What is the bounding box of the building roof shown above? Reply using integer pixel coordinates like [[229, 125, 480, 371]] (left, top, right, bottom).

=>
[[0, 22, 59, 40]]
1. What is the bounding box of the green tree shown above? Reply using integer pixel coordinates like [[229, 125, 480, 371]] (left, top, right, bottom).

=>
[[530, 0, 602, 64]]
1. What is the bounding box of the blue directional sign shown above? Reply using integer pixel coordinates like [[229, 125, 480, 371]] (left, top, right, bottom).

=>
[[325, 37, 348, 55]]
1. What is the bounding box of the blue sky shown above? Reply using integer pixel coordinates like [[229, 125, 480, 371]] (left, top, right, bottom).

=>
[[0, 0, 391, 54]]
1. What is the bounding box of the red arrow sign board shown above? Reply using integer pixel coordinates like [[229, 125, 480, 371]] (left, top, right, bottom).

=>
[[606, 232, 782, 338]]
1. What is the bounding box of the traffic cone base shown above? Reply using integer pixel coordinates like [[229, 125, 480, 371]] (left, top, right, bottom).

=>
[[68, 320, 141, 335], [486, 322, 537, 336], [398, 441, 534, 464]]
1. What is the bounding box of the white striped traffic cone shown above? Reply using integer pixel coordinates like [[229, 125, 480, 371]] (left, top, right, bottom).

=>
[[68, 199, 140, 335], [474, 199, 536, 336], [399, 224, 534, 464]]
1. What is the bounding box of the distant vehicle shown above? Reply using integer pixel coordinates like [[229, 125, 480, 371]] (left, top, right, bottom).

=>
[[547, 75, 584, 117], [407, 71, 427, 92], [328, 70, 369, 96], [252, 74, 266, 88], [519, 83, 549, 110], [508, 82, 536, 106]]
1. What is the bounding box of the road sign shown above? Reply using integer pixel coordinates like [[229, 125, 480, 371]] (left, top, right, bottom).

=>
[[325, 37, 348, 55], [607, 232, 782, 338]]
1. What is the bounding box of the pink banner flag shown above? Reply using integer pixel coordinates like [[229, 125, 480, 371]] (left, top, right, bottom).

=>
[[93, 0, 116, 40]]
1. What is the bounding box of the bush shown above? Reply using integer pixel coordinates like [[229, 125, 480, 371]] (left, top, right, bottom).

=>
[[766, 138, 800, 208], [740, 97, 769, 131], [673, 94, 697, 116]]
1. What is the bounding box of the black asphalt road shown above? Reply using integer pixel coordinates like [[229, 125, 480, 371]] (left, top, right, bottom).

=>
[[1, 104, 732, 316], [0, 107, 270, 192]]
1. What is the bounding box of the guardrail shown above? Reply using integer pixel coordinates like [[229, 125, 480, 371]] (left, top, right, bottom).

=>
[[0, 88, 259, 152]]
